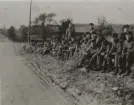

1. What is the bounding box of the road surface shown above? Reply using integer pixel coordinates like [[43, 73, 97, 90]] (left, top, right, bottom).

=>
[[0, 35, 72, 105]]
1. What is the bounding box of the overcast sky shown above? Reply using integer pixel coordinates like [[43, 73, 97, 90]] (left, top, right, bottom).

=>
[[0, 0, 134, 28]]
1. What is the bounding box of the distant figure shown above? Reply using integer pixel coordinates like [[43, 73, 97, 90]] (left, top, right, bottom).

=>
[[122, 31, 134, 76], [83, 23, 96, 39], [65, 23, 75, 40], [121, 24, 130, 40], [88, 23, 96, 34]]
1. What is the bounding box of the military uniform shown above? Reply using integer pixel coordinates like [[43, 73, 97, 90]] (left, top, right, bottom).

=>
[[98, 40, 111, 72], [84, 39, 98, 70], [77, 38, 96, 68], [121, 24, 130, 40], [108, 33, 123, 75], [122, 38, 134, 75], [65, 27, 75, 41], [68, 39, 76, 58]]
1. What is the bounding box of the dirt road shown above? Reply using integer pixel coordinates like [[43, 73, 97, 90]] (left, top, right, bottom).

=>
[[0, 36, 73, 105]]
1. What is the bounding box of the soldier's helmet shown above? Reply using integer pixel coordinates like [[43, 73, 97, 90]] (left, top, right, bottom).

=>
[[89, 23, 94, 26], [122, 24, 129, 29]]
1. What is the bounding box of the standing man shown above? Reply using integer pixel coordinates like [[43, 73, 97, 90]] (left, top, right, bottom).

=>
[[88, 23, 96, 34], [83, 23, 96, 38], [65, 23, 75, 41], [108, 33, 120, 75], [122, 31, 134, 76], [121, 24, 130, 40]]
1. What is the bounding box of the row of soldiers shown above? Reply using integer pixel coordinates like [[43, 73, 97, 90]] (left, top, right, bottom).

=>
[[78, 24, 134, 77], [26, 23, 134, 78], [48, 23, 134, 78]]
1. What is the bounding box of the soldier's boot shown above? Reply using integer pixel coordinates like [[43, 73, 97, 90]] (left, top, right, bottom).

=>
[[76, 64, 83, 68], [85, 60, 93, 72], [131, 70, 134, 79], [76, 61, 83, 68], [122, 66, 131, 76], [85, 64, 91, 72], [114, 67, 119, 75], [119, 68, 123, 75], [100, 66, 106, 73], [119, 66, 126, 75], [107, 63, 113, 73]]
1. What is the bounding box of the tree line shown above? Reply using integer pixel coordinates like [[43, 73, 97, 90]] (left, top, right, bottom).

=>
[[3, 13, 114, 42]]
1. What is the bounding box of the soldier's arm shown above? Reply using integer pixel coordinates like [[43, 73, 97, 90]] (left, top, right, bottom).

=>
[[130, 42, 134, 52], [104, 44, 110, 55], [122, 42, 127, 54], [98, 42, 104, 53], [86, 44, 92, 53], [108, 44, 113, 54], [117, 43, 122, 54], [65, 29, 68, 37]]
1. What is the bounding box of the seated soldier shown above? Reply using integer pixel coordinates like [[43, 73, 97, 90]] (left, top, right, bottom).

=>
[[99, 40, 111, 73], [85, 35, 105, 71], [107, 33, 124, 75], [78, 36, 88, 58], [77, 32, 97, 68], [122, 31, 134, 76], [57, 40, 65, 59], [68, 37, 76, 58], [61, 40, 69, 61], [73, 40, 80, 59], [83, 32, 92, 41], [116, 33, 125, 75], [51, 41, 58, 56], [41, 44, 50, 56]]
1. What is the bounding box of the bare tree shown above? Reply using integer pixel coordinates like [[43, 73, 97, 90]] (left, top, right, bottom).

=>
[[34, 13, 56, 25], [33, 13, 56, 40], [97, 16, 114, 36]]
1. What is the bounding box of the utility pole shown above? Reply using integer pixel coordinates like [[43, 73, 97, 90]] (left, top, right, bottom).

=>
[[28, 0, 32, 42]]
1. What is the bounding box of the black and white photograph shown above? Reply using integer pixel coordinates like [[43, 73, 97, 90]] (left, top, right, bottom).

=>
[[1, 0, 134, 105]]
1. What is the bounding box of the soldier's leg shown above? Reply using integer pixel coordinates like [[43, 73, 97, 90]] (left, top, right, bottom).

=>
[[123, 53, 132, 76], [68, 49, 71, 59], [72, 48, 75, 57], [131, 54, 134, 78], [101, 55, 107, 73], [57, 49, 62, 59], [118, 55, 125, 75], [77, 53, 88, 68], [96, 54, 100, 68], [97, 54, 104, 70], [107, 55, 113, 72], [86, 53, 97, 70], [114, 55, 119, 75], [127, 53, 133, 75]]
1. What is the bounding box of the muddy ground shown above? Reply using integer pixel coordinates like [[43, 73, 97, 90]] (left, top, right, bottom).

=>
[[21, 48, 134, 105]]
